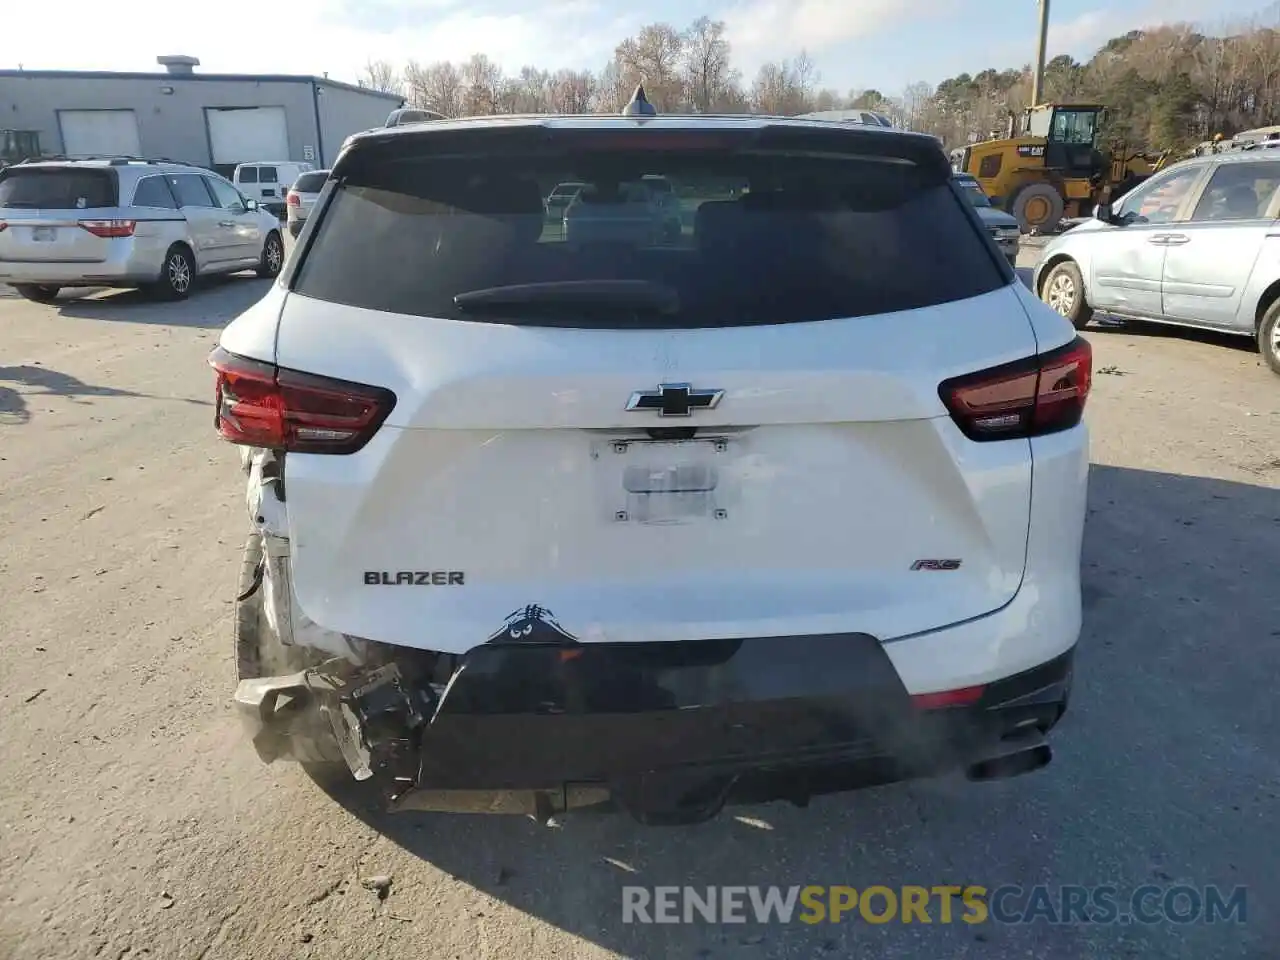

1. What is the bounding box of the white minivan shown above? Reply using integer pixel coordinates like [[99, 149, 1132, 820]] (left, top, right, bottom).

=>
[[232, 161, 314, 218]]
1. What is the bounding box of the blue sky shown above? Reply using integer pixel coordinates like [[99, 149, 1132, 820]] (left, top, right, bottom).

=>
[[6, 0, 1278, 94]]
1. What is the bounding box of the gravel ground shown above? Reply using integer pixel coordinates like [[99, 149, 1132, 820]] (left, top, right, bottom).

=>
[[1, 246, 1278, 960]]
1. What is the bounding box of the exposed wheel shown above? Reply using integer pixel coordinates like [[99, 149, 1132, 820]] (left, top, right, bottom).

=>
[[1040, 260, 1093, 330], [256, 231, 284, 279], [235, 531, 344, 765], [1011, 183, 1066, 235], [12, 284, 60, 304], [1258, 298, 1280, 377], [151, 245, 195, 300]]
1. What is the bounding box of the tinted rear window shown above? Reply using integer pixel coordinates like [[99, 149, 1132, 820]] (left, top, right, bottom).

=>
[[238, 167, 259, 183], [292, 171, 329, 192], [0, 168, 118, 209], [293, 137, 1004, 328]]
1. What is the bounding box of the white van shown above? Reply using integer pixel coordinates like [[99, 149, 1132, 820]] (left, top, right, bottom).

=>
[[232, 161, 314, 217]]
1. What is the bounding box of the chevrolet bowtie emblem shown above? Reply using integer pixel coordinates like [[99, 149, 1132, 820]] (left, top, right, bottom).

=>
[[626, 383, 724, 418]]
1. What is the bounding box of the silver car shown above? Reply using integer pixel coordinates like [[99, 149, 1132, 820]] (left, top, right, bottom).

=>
[[0, 158, 285, 302], [285, 169, 330, 238], [956, 173, 1020, 265], [1032, 149, 1280, 375]]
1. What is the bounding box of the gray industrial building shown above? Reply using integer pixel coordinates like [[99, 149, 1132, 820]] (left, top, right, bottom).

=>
[[0, 55, 405, 175]]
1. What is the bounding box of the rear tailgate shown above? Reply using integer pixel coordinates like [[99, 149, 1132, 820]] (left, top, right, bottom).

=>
[[0, 167, 121, 263], [262, 120, 1038, 653]]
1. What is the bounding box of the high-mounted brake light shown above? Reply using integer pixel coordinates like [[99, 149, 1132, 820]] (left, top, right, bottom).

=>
[[79, 219, 136, 238], [208, 346, 396, 455], [938, 336, 1092, 441]]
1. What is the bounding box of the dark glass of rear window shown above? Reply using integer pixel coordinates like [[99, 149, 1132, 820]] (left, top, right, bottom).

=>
[[133, 176, 177, 209], [293, 140, 1004, 328], [259, 167, 278, 184], [292, 171, 329, 192], [238, 167, 259, 183], [0, 168, 118, 209]]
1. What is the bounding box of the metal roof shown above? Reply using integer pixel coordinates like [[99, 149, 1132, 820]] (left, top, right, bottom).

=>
[[0, 68, 405, 103]]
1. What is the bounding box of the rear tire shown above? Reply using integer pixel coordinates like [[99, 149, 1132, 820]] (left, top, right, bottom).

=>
[[235, 531, 344, 765], [150, 245, 195, 301], [256, 231, 284, 279], [1010, 183, 1065, 235], [1258, 298, 1280, 377], [1040, 260, 1093, 330], [13, 284, 60, 304]]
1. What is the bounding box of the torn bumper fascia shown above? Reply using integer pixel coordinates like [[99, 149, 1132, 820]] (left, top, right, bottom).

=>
[[237, 628, 1072, 822]]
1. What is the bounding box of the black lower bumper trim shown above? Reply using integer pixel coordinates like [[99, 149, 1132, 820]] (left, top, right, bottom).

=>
[[397, 635, 1075, 821]]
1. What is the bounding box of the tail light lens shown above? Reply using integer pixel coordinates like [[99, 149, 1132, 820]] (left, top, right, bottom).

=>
[[209, 346, 396, 455], [79, 219, 136, 238], [939, 336, 1092, 441], [286, 192, 300, 207], [0, 221, 8, 233]]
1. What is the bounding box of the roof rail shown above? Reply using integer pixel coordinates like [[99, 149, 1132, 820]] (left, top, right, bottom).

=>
[[15, 154, 206, 167]]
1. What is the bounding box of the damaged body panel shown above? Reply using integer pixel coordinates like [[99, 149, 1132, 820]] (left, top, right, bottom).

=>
[[242, 449, 369, 665]]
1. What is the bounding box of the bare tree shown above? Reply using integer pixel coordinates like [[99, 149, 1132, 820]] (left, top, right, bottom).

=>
[[359, 59, 403, 96], [460, 54, 505, 115], [681, 17, 732, 113], [549, 69, 596, 114], [751, 61, 802, 115], [352, 11, 1280, 149], [404, 61, 463, 117], [792, 50, 819, 110], [614, 23, 687, 110]]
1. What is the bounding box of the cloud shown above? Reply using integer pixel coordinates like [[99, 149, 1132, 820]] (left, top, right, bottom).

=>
[[3, 0, 625, 86], [1046, 0, 1273, 59], [722, 0, 950, 74]]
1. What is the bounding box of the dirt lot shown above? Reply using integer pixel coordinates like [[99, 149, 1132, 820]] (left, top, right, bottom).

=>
[[2, 250, 1278, 960]]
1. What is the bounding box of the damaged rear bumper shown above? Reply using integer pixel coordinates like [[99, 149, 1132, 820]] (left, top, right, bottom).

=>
[[235, 634, 1073, 824]]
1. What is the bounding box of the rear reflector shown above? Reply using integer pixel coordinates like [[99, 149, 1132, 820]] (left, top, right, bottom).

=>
[[208, 346, 396, 455], [79, 219, 136, 238], [938, 336, 1092, 441], [910, 685, 985, 710]]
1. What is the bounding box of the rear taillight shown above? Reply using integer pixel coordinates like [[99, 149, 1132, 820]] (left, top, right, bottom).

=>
[[79, 219, 136, 238], [939, 336, 1092, 441], [209, 346, 396, 455], [0, 221, 8, 233], [286, 192, 300, 207]]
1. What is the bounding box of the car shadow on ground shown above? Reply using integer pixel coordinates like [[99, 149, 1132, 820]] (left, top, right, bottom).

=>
[[308, 463, 1278, 959], [0, 363, 205, 426], [49, 273, 271, 328], [1084, 316, 1258, 354]]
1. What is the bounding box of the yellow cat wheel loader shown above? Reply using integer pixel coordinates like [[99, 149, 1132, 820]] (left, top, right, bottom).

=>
[[950, 103, 1168, 234]]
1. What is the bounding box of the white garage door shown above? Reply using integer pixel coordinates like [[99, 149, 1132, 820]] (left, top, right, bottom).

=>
[[58, 110, 142, 158], [205, 106, 290, 165]]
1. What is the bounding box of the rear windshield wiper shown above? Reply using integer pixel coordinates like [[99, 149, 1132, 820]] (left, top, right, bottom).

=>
[[454, 280, 680, 316]]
